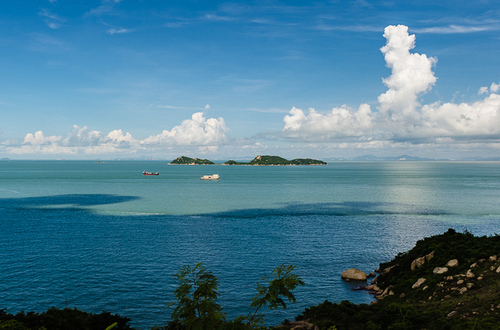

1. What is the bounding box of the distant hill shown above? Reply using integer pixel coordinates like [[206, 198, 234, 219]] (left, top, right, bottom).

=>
[[169, 156, 214, 165], [223, 155, 327, 166], [352, 154, 435, 161]]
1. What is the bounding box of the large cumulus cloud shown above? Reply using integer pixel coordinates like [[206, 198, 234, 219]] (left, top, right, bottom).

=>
[[282, 24, 500, 146], [141, 112, 228, 147]]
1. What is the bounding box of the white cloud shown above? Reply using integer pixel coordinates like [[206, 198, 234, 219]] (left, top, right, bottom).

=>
[[282, 105, 375, 140], [205, 104, 211, 109], [413, 25, 495, 34], [39, 8, 66, 29], [4, 126, 140, 155], [281, 24, 500, 146], [1, 113, 230, 157], [491, 82, 500, 93], [141, 112, 228, 147], [479, 82, 500, 95], [377, 25, 437, 121], [479, 86, 489, 95], [420, 94, 500, 137], [107, 28, 132, 35]]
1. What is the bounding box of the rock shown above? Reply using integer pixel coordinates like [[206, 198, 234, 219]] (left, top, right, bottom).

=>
[[433, 267, 449, 274], [368, 272, 376, 278], [447, 311, 458, 317], [382, 264, 398, 274], [457, 279, 464, 285], [489, 255, 497, 262], [445, 276, 454, 281], [412, 278, 426, 289], [341, 268, 367, 281], [426, 251, 435, 261], [459, 287, 468, 294], [370, 277, 378, 284], [496, 266, 500, 273], [446, 259, 459, 267], [278, 320, 319, 330], [467, 283, 474, 289], [466, 269, 475, 278], [410, 251, 434, 270], [364, 284, 376, 290], [411, 256, 426, 270]]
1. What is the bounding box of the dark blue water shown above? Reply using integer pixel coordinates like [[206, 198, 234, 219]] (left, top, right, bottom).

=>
[[1, 161, 499, 328]]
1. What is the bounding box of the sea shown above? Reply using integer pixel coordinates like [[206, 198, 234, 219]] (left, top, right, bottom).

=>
[[1, 160, 499, 329]]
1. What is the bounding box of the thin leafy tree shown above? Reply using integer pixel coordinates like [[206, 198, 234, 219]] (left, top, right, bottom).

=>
[[244, 263, 305, 327], [168, 263, 225, 330]]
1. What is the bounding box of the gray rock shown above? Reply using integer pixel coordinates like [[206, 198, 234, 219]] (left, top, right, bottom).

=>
[[446, 259, 459, 267]]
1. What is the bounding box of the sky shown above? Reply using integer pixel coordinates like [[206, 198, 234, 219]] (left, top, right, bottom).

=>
[[1, 0, 500, 160]]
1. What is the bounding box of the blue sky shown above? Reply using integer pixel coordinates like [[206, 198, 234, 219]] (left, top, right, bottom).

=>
[[1, 0, 499, 160]]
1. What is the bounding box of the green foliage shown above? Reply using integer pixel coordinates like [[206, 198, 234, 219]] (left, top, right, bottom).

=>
[[166, 263, 304, 330], [0, 319, 27, 330], [168, 263, 225, 330], [244, 264, 305, 326], [0, 308, 132, 330], [221, 160, 247, 165]]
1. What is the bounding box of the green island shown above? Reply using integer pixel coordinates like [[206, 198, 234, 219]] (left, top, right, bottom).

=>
[[168, 155, 327, 166], [168, 156, 214, 165], [224, 155, 327, 166], [3, 229, 500, 330]]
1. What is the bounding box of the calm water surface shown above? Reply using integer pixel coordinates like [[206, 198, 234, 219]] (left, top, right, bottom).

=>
[[1, 161, 499, 328]]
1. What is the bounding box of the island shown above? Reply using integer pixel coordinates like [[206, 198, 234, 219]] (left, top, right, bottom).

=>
[[168, 155, 327, 165], [224, 155, 327, 166], [168, 156, 214, 165]]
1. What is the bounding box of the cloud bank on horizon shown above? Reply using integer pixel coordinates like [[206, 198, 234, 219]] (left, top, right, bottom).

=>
[[2, 25, 499, 158]]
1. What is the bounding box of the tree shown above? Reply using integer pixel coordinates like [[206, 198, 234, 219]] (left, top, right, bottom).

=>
[[245, 263, 305, 326], [168, 263, 225, 330]]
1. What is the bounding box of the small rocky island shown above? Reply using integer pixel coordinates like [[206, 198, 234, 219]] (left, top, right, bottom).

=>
[[223, 155, 327, 166], [169, 156, 214, 165]]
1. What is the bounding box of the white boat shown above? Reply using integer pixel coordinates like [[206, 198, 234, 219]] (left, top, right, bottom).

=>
[[200, 174, 220, 180]]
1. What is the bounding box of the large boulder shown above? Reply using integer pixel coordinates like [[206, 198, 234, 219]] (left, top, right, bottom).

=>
[[341, 268, 367, 281], [433, 267, 449, 274], [411, 251, 435, 270]]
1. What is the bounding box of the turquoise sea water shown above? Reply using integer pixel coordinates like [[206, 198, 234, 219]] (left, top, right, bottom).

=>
[[1, 161, 499, 328]]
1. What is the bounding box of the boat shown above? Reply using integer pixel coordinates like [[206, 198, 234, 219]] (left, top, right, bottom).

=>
[[143, 171, 159, 176], [200, 174, 220, 180]]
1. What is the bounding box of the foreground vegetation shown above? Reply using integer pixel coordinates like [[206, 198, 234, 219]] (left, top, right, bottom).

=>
[[3, 229, 500, 329]]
